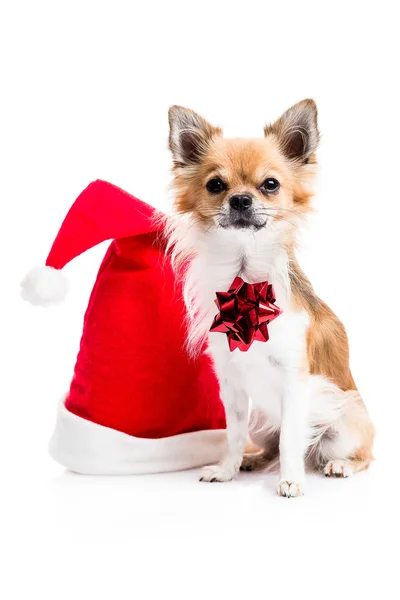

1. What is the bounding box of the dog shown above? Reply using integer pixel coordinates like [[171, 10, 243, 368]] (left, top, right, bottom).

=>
[[166, 99, 374, 497]]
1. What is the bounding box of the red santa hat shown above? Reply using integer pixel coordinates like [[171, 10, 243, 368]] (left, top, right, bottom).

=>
[[21, 180, 226, 474]]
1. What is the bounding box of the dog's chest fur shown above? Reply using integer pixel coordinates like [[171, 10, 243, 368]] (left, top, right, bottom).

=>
[[186, 229, 310, 427]]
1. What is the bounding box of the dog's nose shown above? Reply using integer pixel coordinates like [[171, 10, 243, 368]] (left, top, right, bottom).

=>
[[229, 194, 253, 212]]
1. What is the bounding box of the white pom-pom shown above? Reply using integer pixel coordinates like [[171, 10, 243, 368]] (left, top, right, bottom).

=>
[[21, 266, 69, 306]]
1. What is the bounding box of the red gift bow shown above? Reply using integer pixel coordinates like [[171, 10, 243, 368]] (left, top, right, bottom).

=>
[[209, 276, 282, 352]]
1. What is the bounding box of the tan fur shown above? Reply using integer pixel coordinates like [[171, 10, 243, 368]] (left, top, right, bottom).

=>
[[171, 135, 316, 227], [290, 259, 374, 469]]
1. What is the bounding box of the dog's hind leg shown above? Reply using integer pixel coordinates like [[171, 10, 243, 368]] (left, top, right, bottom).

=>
[[313, 390, 375, 478]]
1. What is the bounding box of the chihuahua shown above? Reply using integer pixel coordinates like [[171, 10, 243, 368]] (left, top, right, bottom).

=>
[[166, 100, 374, 497]]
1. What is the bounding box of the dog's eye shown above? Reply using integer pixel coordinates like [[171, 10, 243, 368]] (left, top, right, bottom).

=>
[[206, 177, 227, 195], [260, 178, 280, 194]]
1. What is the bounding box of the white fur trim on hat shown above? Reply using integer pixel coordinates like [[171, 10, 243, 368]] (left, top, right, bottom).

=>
[[49, 396, 227, 475], [21, 266, 69, 306]]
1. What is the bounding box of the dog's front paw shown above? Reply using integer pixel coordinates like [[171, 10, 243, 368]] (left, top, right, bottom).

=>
[[277, 480, 304, 498], [200, 463, 237, 483]]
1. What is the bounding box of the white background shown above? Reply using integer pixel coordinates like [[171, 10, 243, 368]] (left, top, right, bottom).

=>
[[1, 1, 399, 598]]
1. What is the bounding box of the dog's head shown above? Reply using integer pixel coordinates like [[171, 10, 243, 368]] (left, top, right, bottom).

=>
[[168, 100, 319, 241]]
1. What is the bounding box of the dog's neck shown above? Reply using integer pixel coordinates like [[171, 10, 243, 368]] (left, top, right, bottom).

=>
[[170, 221, 292, 351]]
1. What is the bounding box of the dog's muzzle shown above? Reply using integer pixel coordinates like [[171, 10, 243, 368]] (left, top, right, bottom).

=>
[[224, 194, 265, 230]]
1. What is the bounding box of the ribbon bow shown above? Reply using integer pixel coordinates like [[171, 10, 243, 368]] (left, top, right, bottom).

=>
[[209, 276, 282, 352]]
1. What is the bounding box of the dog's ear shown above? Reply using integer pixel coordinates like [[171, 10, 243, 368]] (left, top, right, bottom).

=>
[[265, 99, 319, 162], [168, 106, 222, 167]]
